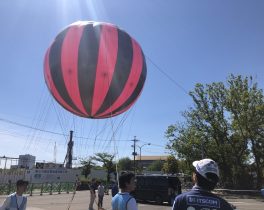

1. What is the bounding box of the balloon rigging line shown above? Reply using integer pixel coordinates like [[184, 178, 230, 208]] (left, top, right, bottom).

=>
[[25, 93, 51, 151], [108, 111, 128, 188], [146, 55, 189, 95], [100, 111, 130, 154], [51, 100, 69, 144], [56, 101, 75, 144], [110, 116, 120, 188], [32, 99, 53, 152], [84, 118, 98, 152], [23, 84, 48, 150], [66, 179, 79, 210], [23, 91, 48, 150], [92, 119, 109, 154], [92, 120, 111, 155]]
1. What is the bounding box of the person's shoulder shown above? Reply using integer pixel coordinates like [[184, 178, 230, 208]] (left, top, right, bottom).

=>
[[214, 195, 233, 209], [175, 188, 210, 201], [174, 191, 190, 201], [127, 196, 137, 210], [8, 192, 16, 197], [112, 193, 123, 203], [173, 191, 189, 209], [129, 194, 136, 202], [112, 193, 121, 199], [127, 197, 137, 205], [128, 196, 136, 202], [177, 189, 195, 197]]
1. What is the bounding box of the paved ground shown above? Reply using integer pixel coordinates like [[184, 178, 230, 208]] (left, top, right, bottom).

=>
[[0, 191, 263, 210]]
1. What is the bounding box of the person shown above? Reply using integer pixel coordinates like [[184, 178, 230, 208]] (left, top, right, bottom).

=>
[[89, 179, 97, 210], [112, 172, 138, 210], [97, 181, 105, 208], [0, 179, 29, 210], [111, 181, 119, 197], [168, 185, 176, 206], [172, 158, 234, 210]]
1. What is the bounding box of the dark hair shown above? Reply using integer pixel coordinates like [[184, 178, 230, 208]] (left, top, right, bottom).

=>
[[16, 180, 28, 187], [195, 171, 218, 191], [119, 171, 135, 189]]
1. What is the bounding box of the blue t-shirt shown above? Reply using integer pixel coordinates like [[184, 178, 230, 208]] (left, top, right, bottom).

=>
[[112, 193, 133, 210], [172, 186, 233, 210]]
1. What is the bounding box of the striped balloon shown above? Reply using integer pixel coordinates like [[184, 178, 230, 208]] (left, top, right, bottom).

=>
[[44, 21, 147, 119]]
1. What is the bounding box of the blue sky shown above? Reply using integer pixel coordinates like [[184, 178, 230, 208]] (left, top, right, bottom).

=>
[[0, 0, 263, 165]]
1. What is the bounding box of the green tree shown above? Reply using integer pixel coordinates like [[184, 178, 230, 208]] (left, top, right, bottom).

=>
[[80, 157, 95, 178], [226, 75, 264, 187], [166, 75, 264, 189], [118, 157, 133, 171], [147, 160, 163, 171], [92, 153, 115, 182], [162, 155, 179, 174]]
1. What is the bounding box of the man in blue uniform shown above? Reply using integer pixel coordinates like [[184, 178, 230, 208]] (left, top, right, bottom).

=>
[[0, 179, 28, 210], [172, 158, 234, 210], [112, 172, 138, 210]]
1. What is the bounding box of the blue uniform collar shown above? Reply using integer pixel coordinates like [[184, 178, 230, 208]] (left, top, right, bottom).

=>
[[192, 184, 211, 192]]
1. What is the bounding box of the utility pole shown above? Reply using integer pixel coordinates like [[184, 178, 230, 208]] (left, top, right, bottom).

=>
[[131, 136, 139, 174], [53, 142, 57, 163]]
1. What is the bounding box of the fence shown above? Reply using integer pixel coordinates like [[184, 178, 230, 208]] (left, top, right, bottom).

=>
[[0, 182, 76, 196]]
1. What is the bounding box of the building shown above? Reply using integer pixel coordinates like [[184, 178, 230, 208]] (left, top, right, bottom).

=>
[[35, 162, 64, 169], [135, 155, 168, 169], [18, 154, 36, 169], [25, 168, 81, 183]]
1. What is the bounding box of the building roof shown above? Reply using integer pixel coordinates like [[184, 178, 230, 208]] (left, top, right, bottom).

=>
[[135, 156, 168, 161]]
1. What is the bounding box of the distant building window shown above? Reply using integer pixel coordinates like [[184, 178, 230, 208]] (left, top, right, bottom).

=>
[[34, 174, 41, 179]]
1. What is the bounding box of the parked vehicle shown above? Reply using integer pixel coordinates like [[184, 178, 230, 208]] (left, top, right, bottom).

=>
[[132, 174, 181, 205]]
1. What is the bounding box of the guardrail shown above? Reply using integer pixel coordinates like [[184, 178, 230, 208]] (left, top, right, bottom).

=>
[[214, 189, 261, 196], [0, 182, 76, 196]]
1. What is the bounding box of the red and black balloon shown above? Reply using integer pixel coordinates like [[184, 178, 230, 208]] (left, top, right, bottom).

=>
[[44, 21, 147, 119]]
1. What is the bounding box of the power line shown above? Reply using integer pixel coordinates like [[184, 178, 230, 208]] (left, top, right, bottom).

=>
[[0, 117, 67, 137], [0, 117, 165, 147]]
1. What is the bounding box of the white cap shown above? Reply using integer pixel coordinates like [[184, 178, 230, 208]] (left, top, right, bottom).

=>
[[192, 159, 219, 180]]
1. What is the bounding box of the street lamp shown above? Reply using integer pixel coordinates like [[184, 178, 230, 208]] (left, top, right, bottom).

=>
[[137, 143, 151, 170]]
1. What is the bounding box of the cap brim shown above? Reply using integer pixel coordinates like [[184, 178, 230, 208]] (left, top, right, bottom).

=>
[[192, 161, 199, 167]]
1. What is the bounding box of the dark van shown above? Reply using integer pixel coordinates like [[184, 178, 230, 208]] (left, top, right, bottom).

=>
[[133, 174, 181, 205]]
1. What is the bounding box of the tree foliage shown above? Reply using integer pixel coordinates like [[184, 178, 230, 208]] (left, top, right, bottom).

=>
[[162, 155, 179, 174], [80, 157, 95, 178], [92, 153, 115, 182], [118, 157, 133, 171], [166, 75, 264, 189], [147, 160, 163, 171]]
